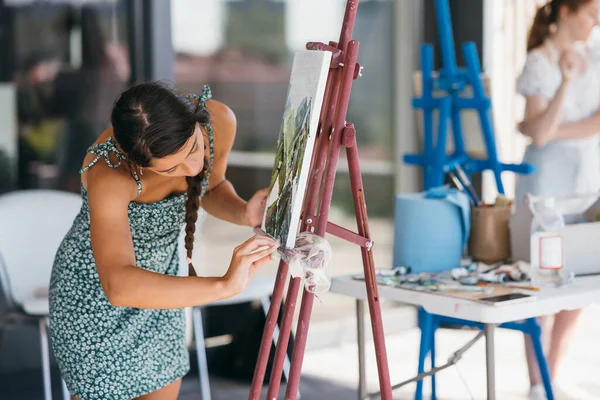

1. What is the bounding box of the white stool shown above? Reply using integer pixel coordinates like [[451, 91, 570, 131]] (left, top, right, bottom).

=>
[[0, 190, 79, 400], [192, 276, 294, 400]]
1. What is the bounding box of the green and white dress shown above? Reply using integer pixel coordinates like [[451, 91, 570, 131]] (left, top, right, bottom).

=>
[[49, 86, 214, 399]]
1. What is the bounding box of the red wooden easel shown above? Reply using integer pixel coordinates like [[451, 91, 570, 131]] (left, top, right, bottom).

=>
[[249, 1, 393, 399]]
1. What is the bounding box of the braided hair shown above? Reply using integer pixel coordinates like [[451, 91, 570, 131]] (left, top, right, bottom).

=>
[[111, 81, 213, 276]]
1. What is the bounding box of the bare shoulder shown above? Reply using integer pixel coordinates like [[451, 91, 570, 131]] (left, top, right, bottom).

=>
[[84, 156, 138, 209], [205, 99, 236, 156], [206, 99, 236, 127], [82, 128, 138, 203]]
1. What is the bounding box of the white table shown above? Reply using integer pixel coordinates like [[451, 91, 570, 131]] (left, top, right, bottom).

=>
[[329, 274, 600, 400]]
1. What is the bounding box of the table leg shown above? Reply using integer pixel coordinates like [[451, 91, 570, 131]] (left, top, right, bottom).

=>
[[357, 299, 366, 400], [484, 324, 496, 400]]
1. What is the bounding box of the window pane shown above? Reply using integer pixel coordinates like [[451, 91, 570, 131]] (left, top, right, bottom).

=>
[[171, 0, 394, 161], [171, 0, 395, 218], [2, 0, 130, 192]]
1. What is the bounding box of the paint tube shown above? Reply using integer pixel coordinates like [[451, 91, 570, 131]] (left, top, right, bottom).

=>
[[477, 272, 509, 283]]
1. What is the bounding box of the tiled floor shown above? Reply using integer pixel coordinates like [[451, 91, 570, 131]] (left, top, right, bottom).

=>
[[4, 214, 600, 399], [3, 304, 600, 400], [301, 306, 600, 400], [0, 367, 355, 400]]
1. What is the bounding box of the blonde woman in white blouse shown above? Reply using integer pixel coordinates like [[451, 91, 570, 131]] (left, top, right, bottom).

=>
[[517, 0, 600, 398]]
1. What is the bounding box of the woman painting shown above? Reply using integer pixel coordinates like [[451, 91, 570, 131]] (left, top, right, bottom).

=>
[[49, 82, 278, 399]]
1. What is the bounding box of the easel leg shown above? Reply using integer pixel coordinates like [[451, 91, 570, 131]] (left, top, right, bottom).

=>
[[347, 134, 393, 400], [415, 309, 432, 400], [249, 260, 289, 399], [284, 291, 316, 400], [432, 98, 451, 187], [284, 38, 364, 400], [254, 2, 394, 398], [484, 323, 496, 400], [265, 277, 302, 399], [357, 299, 367, 400], [263, 45, 339, 400], [527, 318, 554, 400], [430, 318, 437, 400], [264, 51, 342, 400], [462, 42, 505, 194], [420, 44, 435, 190], [450, 106, 466, 158]]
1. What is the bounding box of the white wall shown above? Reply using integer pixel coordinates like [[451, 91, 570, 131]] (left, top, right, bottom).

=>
[[0, 84, 17, 188], [482, 0, 544, 202], [171, 0, 225, 55], [394, 0, 422, 195], [285, 1, 345, 51]]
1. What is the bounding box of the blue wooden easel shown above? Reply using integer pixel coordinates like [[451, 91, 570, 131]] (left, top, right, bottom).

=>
[[402, 1, 553, 399], [403, 0, 534, 193]]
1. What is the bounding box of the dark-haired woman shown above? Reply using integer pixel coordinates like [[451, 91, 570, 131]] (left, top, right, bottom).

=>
[[516, 0, 600, 397], [49, 83, 278, 400]]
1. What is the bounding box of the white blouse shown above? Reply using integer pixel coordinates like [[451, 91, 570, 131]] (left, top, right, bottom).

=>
[[515, 42, 600, 213], [517, 43, 600, 123]]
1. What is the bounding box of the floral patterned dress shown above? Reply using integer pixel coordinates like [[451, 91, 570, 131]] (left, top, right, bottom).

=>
[[49, 85, 214, 399]]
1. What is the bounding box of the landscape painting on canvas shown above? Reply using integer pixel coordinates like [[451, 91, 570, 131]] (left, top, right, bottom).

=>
[[261, 50, 331, 249]]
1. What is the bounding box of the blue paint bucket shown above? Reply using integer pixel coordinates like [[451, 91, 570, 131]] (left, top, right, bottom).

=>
[[393, 187, 470, 274]]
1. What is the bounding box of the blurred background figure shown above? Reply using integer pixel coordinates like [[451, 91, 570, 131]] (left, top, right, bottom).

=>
[[5, 1, 129, 193], [15, 51, 60, 190], [52, 6, 126, 192]]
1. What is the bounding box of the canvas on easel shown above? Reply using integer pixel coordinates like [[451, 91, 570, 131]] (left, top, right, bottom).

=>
[[261, 50, 331, 249]]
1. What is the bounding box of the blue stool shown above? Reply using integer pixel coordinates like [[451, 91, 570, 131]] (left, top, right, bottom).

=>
[[414, 309, 554, 400]]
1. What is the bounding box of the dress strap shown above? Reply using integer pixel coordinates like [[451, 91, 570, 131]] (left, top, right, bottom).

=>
[[198, 84, 212, 107], [184, 85, 214, 198], [79, 137, 142, 197], [201, 117, 215, 199], [199, 85, 214, 198], [185, 84, 211, 105]]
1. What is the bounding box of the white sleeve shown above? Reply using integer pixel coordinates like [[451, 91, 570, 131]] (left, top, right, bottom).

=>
[[516, 52, 555, 99]]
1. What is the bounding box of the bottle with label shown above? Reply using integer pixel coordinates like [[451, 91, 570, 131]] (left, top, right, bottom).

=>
[[530, 198, 565, 287]]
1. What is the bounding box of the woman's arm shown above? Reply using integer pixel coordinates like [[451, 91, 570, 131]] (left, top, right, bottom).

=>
[[519, 48, 600, 146], [519, 91, 600, 147], [200, 100, 254, 226], [87, 168, 277, 309]]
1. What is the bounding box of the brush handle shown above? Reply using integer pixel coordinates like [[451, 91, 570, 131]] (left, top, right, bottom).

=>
[[455, 165, 482, 206], [447, 171, 465, 192]]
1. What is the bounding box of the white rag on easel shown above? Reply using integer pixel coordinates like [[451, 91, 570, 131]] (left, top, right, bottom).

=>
[[281, 232, 333, 295]]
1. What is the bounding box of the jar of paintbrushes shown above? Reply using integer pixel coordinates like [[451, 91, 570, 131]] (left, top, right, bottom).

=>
[[468, 195, 513, 264], [447, 165, 513, 263]]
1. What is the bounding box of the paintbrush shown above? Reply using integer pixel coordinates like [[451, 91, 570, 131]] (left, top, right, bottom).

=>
[[505, 285, 539, 291], [454, 164, 482, 207], [447, 168, 478, 206], [447, 170, 466, 192], [476, 281, 540, 291]]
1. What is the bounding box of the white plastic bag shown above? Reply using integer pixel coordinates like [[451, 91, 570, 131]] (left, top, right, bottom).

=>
[[280, 232, 333, 295]]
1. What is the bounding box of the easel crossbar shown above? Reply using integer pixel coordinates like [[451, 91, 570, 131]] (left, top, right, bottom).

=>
[[303, 217, 373, 249]]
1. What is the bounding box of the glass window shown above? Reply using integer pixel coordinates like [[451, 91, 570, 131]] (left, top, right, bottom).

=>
[[171, 0, 395, 218], [0, 0, 130, 193]]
